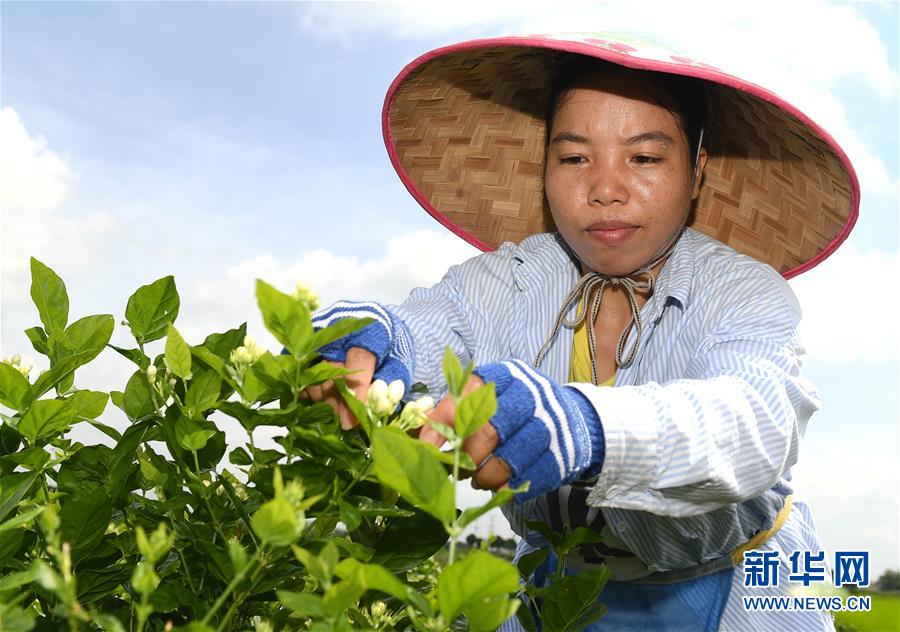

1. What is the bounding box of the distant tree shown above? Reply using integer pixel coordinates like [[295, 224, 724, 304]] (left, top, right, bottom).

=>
[[875, 569, 900, 592], [465, 534, 480, 548]]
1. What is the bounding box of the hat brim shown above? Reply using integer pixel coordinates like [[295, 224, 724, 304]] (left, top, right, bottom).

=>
[[383, 34, 859, 279]]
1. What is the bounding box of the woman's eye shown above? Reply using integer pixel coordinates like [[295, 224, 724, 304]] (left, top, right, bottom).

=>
[[633, 155, 661, 165]]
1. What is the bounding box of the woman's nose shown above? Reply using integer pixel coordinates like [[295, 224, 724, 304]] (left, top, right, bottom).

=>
[[588, 162, 629, 206]]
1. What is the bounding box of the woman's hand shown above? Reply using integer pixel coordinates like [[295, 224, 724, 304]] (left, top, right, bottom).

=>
[[303, 347, 376, 429], [304, 300, 415, 428], [420, 360, 606, 500]]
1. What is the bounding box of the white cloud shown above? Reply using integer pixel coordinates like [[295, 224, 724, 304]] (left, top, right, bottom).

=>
[[789, 245, 900, 366], [0, 108, 118, 309], [298, 0, 898, 196]]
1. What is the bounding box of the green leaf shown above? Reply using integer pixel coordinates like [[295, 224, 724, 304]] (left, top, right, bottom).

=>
[[184, 370, 220, 415], [292, 545, 332, 587], [0, 527, 25, 570], [367, 508, 449, 572], [18, 399, 75, 444], [526, 520, 564, 548], [0, 506, 43, 535], [174, 416, 215, 452], [255, 280, 312, 355], [125, 275, 180, 343], [123, 370, 156, 421], [517, 548, 550, 581], [241, 352, 295, 403], [335, 558, 432, 615], [229, 447, 252, 466], [277, 590, 326, 618], [0, 364, 32, 411], [109, 345, 150, 370], [0, 446, 50, 471], [338, 499, 362, 531], [64, 314, 114, 356], [557, 526, 606, 559], [24, 327, 49, 357], [437, 550, 520, 625], [370, 426, 454, 525], [164, 325, 192, 379], [190, 346, 227, 382], [30, 348, 96, 401], [252, 496, 299, 547], [0, 565, 39, 593], [59, 487, 113, 564], [442, 347, 465, 398], [455, 382, 496, 440], [67, 390, 109, 421], [0, 472, 38, 522], [458, 484, 527, 529], [30, 258, 69, 334], [536, 567, 609, 632], [334, 379, 372, 435], [198, 324, 247, 360], [310, 316, 372, 352]]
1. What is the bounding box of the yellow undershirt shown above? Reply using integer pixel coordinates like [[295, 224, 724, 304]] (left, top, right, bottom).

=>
[[569, 296, 616, 386]]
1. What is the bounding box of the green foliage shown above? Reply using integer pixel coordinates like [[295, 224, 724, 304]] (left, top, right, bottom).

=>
[[0, 259, 607, 631]]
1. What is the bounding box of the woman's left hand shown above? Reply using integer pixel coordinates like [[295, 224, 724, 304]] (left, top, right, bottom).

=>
[[419, 360, 606, 499]]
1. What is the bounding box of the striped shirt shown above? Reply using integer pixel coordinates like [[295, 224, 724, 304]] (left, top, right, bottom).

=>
[[392, 228, 834, 630]]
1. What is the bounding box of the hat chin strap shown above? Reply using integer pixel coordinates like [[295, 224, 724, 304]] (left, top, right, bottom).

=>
[[535, 131, 703, 383], [534, 223, 683, 384]]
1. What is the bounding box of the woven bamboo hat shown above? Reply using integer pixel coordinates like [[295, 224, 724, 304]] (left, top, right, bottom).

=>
[[382, 33, 859, 279]]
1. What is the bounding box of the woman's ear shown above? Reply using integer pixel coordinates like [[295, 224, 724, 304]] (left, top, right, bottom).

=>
[[691, 147, 709, 199]]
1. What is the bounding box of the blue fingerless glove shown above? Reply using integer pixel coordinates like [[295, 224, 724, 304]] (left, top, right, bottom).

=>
[[473, 359, 605, 500], [311, 301, 415, 390]]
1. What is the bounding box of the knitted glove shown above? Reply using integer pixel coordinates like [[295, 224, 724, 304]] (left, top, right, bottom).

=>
[[473, 359, 605, 500], [312, 301, 415, 389]]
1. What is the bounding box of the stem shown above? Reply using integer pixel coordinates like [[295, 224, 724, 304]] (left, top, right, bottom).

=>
[[216, 557, 268, 632], [447, 443, 461, 566], [200, 547, 265, 626], [178, 548, 197, 594]]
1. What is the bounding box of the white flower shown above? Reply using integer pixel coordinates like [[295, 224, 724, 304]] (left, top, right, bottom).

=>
[[242, 335, 265, 361], [367, 380, 396, 416], [413, 396, 435, 414], [146, 365, 158, 381], [398, 396, 435, 429], [294, 280, 320, 311], [387, 380, 405, 406], [230, 346, 255, 365], [17, 364, 32, 378]]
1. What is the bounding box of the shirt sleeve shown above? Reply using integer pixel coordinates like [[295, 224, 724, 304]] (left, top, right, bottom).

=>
[[576, 266, 821, 518], [388, 244, 516, 397]]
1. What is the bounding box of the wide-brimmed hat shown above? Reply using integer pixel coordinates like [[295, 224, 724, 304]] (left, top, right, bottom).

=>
[[382, 33, 859, 279]]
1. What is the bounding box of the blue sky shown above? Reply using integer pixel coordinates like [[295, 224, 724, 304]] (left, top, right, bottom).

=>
[[2, 1, 898, 575]]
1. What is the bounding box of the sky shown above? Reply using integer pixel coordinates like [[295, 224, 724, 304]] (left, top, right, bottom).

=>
[[1, 1, 898, 576]]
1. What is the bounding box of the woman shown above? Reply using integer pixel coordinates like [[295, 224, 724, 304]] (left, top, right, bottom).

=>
[[307, 34, 858, 631]]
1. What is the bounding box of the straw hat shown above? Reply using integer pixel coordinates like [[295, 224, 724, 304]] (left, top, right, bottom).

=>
[[382, 33, 859, 279]]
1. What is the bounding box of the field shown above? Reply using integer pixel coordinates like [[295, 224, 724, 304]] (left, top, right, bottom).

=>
[[834, 593, 900, 632]]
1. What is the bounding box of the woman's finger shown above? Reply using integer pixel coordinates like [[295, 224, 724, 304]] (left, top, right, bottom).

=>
[[472, 453, 511, 491], [460, 421, 500, 478], [421, 392, 456, 446]]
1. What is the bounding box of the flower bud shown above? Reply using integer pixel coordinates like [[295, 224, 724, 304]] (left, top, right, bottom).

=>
[[147, 365, 158, 381], [414, 396, 435, 414], [387, 380, 405, 406], [371, 601, 387, 618], [294, 280, 320, 311], [17, 364, 32, 378], [11, 354, 21, 366], [169, 378, 177, 388], [367, 379, 388, 406]]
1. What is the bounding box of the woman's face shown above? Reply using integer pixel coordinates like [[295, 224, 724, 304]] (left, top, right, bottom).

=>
[[544, 72, 707, 277]]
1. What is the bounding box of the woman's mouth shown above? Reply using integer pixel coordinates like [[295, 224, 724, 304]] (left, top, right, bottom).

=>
[[584, 221, 639, 246]]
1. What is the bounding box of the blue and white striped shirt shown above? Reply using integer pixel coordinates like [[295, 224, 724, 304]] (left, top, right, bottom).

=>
[[392, 228, 834, 630]]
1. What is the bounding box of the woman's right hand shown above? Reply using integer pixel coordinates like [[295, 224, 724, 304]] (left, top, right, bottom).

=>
[[305, 300, 415, 428], [303, 347, 376, 429]]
